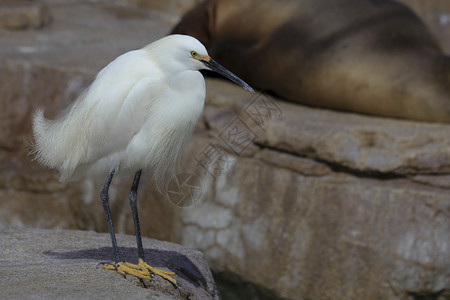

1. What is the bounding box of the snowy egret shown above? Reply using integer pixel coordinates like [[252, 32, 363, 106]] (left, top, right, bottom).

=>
[[32, 34, 254, 284]]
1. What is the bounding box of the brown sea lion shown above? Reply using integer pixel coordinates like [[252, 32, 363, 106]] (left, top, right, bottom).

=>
[[172, 0, 450, 122]]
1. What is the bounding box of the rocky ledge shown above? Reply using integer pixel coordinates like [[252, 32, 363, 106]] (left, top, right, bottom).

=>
[[0, 223, 219, 299]]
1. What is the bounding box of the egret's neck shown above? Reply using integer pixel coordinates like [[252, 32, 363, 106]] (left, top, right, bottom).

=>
[[168, 70, 206, 102]]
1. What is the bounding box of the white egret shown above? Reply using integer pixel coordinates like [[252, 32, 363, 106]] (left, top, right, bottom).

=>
[[32, 34, 254, 284]]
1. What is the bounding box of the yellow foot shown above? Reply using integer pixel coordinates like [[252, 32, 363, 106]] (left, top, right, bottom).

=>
[[103, 258, 176, 284]]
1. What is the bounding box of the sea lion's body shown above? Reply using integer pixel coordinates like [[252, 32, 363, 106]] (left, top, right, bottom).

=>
[[173, 0, 450, 122]]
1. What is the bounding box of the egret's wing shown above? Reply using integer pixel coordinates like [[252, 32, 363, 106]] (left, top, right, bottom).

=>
[[83, 80, 163, 160], [78, 54, 165, 168], [33, 49, 165, 180]]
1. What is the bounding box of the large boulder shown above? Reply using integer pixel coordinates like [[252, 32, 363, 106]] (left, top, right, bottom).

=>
[[178, 80, 450, 299]]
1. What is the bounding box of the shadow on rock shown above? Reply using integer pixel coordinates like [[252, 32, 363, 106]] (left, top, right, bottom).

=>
[[44, 247, 207, 288]]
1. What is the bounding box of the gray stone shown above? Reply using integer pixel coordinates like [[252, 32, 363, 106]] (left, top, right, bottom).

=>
[[180, 143, 450, 299], [0, 223, 219, 299]]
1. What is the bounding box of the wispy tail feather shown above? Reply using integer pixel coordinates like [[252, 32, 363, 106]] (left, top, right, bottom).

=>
[[31, 108, 79, 181]]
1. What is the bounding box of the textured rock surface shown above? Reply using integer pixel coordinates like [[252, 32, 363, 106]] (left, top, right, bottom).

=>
[[1, 0, 450, 299], [0, 223, 219, 299], [179, 80, 450, 300]]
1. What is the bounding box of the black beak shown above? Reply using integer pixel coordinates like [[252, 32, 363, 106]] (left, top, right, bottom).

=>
[[203, 58, 254, 93]]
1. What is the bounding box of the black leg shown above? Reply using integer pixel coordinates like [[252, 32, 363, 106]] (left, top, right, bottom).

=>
[[129, 170, 145, 261], [100, 168, 121, 264]]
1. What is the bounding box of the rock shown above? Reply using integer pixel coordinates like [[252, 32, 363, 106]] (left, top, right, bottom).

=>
[[250, 97, 450, 176], [0, 1, 51, 30], [177, 80, 450, 300], [0, 223, 219, 299], [1, 0, 450, 299]]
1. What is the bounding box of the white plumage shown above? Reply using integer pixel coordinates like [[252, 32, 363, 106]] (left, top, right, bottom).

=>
[[32, 35, 212, 190], [31, 34, 253, 282]]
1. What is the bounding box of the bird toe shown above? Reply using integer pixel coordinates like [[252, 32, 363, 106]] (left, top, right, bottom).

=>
[[103, 260, 176, 284]]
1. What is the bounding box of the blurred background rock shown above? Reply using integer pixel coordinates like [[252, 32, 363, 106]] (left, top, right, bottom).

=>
[[0, 0, 449, 299], [0, 0, 51, 30]]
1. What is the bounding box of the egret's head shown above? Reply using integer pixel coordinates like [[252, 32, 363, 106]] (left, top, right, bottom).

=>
[[148, 35, 254, 92]]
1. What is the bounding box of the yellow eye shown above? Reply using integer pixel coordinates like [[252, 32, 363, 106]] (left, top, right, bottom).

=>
[[190, 51, 198, 58]]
